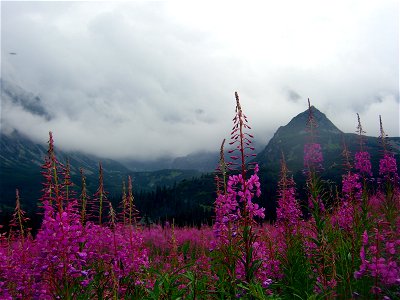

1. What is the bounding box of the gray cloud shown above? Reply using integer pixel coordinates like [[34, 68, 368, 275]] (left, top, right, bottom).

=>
[[1, 1, 398, 160], [1, 79, 52, 121], [285, 88, 302, 103]]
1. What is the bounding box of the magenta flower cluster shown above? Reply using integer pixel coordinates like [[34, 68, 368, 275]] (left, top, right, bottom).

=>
[[276, 185, 301, 230], [332, 157, 362, 231], [355, 151, 373, 177], [304, 143, 323, 170], [355, 228, 400, 288], [342, 172, 362, 201], [213, 164, 264, 243], [379, 153, 399, 183], [276, 168, 302, 233]]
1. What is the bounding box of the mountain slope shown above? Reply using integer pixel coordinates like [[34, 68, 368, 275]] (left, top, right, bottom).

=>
[[255, 106, 400, 219], [256, 106, 399, 172], [0, 131, 131, 212], [0, 131, 201, 214]]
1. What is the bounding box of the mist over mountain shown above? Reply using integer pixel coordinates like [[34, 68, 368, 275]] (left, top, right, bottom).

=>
[[119, 140, 268, 172], [0, 130, 129, 213], [1, 79, 53, 122], [120, 152, 219, 173], [1, 101, 398, 228]]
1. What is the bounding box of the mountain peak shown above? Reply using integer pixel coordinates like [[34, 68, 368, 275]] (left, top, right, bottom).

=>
[[276, 106, 342, 137], [255, 106, 344, 171]]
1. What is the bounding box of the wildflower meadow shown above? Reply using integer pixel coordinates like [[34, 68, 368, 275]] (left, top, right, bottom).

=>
[[0, 93, 399, 299]]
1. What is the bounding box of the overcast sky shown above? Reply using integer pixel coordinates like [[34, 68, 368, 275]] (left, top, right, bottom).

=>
[[1, 0, 399, 160]]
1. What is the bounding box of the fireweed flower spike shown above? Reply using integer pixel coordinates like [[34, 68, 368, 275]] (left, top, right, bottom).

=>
[[332, 171, 362, 231], [341, 138, 352, 172], [378, 116, 399, 186], [79, 168, 89, 225], [304, 143, 323, 171], [213, 138, 237, 244], [120, 180, 128, 226], [9, 189, 30, 246], [332, 138, 364, 231], [379, 115, 389, 154], [354, 114, 372, 177], [127, 175, 140, 228], [302, 100, 339, 295], [303, 99, 324, 212], [276, 153, 302, 235], [40, 132, 64, 216], [91, 162, 108, 225], [355, 151, 373, 177], [215, 138, 228, 196], [377, 116, 399, 229], [356, 113, 366, 151], [212, 92, 266, 295], [304, 99, 323, 172], [228, 92, 264, 223], [353, 114, 374, 232]]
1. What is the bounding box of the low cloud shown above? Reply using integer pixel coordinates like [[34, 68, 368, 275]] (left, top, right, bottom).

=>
[[1, 1, 398, 160]]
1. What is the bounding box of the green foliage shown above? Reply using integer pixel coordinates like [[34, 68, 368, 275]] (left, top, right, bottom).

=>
[[145, 272, 185, 300], [275, 236, 313, 299]]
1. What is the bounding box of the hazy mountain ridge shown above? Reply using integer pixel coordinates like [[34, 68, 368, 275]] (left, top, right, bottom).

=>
[[120, 152, 219, 173], [0, 130, 201, 216], [0, 130, 130, 174]]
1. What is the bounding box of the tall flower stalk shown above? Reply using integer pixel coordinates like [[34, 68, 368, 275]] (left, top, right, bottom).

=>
[[354, 114, 372, 229], [276, 154, 301, 235], [9, 189, 30, 248], [304, 99, 324, 220], [377, 116, 399, 226], [79, 168, 89, 225], [213, 92, 265, 296], [92, 163, 108, 225], [302, 99, 338, 297], [127, 176, 140, 228], [40, 132, 64, 218]]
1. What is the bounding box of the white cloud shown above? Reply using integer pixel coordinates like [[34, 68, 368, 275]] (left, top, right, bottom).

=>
[[1, 0, 398, 160]]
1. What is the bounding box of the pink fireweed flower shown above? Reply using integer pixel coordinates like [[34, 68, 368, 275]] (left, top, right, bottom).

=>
[[355, 226, 400, 287], [379, 153, 399, 183], [213, 164, 264, 243], [342, 172, 362, 202], [308, 195, 325, 212], [225, 165, 264, 220], [236, 239, 282, 284], [304, 143, 323, 170], [213, 193, 239, 242], [331, 200, 354, 231], [362, 230, 369, 245], [355, 151, 372, 177], [332, 171, 362, 231], [276, 186, 301, 227]]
